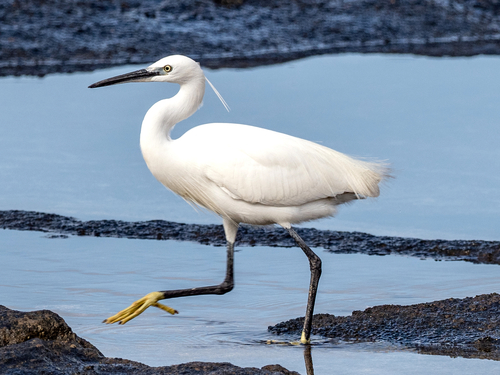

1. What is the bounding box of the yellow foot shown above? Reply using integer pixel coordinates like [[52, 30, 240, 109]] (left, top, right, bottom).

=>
[[266, 339, 302, 346], [300, 331, 311, 345], [103, 291, 178, 325]]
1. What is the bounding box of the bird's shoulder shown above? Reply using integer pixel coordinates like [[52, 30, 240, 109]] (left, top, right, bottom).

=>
[[179, 123, 323, 161], [180, 123, 291, 144]]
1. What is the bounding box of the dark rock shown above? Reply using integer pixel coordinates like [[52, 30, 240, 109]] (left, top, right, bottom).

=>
[[3, 0, 500, 77], [269, 293, 500, 360], [1, 210, 500, 265], [0, 306, 299, 374]]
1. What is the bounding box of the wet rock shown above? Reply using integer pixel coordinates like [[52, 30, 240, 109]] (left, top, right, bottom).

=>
[[0, 306, 298, 375], [0, 306, 103, 371], [3, 0, 500, 77], [1, 210, 500, 265], [269, 293, 500, 360]]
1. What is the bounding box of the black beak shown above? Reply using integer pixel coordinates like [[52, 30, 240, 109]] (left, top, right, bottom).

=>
[[88, 68, 160, 88]]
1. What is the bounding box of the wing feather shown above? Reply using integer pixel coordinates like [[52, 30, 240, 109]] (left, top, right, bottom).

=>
[[179, 123, 388, 207]]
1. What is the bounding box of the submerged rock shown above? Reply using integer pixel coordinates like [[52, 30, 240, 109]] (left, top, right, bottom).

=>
[[269, 293, 500, 360], [0, 306, 298, 375], [1, 210, 499, 265], [3, 0, 500, 77]]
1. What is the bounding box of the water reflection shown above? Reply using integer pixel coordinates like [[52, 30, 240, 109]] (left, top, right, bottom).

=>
[[304, 345, 314, 375]]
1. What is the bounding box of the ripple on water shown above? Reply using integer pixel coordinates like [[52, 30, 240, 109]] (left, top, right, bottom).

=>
[[4, 230, 500, 374]]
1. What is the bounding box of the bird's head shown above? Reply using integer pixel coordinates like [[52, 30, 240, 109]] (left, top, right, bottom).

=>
[[88, 55, 204, 88]]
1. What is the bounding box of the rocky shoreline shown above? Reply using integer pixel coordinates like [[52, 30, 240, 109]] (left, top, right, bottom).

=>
[[2, 293, 499, 375], [269, 293, 500, 361], [2, 210, 499, 265], [0, 306, 299, 374], [2, 211, 500, 370], [3, 0, 500, 77]]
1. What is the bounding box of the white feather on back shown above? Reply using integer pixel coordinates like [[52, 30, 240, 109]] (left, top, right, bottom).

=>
[[175, 123, 388, 208]]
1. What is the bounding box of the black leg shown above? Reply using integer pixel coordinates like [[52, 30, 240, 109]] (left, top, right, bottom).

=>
[[159, 240, 234, 298], [286, 227, 322, 344], [104, 241, 235, 324]]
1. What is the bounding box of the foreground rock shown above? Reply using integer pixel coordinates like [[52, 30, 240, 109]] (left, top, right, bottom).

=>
[[0, 306, 298, 375], [3, 0, 500, 77], [270, 293, 500, 360], [1, 210, 500, 265], [2, 294, 498, 370]]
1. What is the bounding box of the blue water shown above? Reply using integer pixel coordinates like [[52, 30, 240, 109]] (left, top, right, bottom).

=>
[[1, 54, 500, 374], [2, 229, 500, 374], [1, 54, 499, 240]]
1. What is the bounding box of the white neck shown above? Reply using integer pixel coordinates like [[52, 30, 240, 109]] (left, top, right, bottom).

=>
[[140, 77, 205, 146], [139, 75, 205, 178]]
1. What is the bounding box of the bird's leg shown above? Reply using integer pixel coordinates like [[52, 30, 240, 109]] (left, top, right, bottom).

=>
[[104, 241, 235, 324], [286, 227, 322, 344]]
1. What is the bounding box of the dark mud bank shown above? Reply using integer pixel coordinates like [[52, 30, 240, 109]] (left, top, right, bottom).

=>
[[0, 305, 298, 375], [270, 293, 500, 360], [2, 210, 500, 265], [4, 0, 500, 77]]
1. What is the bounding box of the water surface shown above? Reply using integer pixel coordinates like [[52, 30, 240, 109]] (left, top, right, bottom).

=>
[[2, 230, 500, 374], [1, 54, 500, 374], [1, 54, 499, 240]]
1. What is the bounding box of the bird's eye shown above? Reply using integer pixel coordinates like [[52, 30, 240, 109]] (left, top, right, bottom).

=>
[[163, 65, 172, 73]]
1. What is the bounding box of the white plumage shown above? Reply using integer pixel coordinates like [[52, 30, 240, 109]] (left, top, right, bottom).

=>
[[137, 56, 387, 236], [152, 122, 385, 226], [89, 54, 389, 344]]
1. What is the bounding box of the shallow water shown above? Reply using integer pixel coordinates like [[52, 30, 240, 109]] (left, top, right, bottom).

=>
[[2, 229, 500, 374], [1, 54, 500, 240], [1, 54, 500, 374]]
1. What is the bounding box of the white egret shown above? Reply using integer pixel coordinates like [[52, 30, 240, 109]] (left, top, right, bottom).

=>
[[89, 55, 389, 344]]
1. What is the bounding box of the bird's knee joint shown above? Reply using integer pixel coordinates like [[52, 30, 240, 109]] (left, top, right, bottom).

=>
[[218, 281, 234, 294], [310, 257, 322, 272]]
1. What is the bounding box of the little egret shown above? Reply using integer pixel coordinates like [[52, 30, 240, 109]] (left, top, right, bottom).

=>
[[89, 55, 389, 344]]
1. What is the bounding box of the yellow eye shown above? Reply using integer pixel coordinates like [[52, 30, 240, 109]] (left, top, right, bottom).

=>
[[163, 65, 172, 73]]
